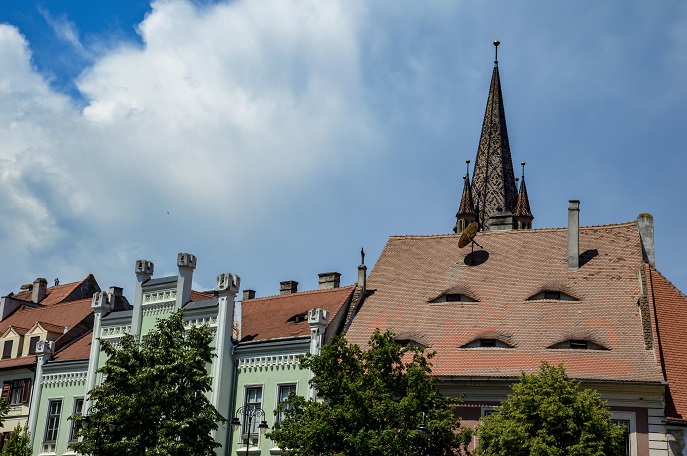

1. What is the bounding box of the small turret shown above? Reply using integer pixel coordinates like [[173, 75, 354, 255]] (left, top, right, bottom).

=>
[[454, 159, 477, 233], [514, 161, 533, 229]]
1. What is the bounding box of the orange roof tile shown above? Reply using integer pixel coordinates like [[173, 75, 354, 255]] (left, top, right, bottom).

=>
[[0, 299, 92, 337], [346, 222, 664, 383], [647, 265, 687, 421], [241, 286, 355, 342], [10, 274, 98, 306], [191, 290, 214, 302], [0, 356, 35, 370], [52, 331, 92, 362]]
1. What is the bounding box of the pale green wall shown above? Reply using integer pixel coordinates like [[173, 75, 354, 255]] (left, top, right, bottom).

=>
[[230, 355, 310, 455]]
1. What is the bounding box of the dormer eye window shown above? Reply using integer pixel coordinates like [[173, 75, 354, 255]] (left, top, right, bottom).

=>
[[548, 340, 607, 350], [527, 290, 578, 301], [460, 339, 513, 349], [430, 293, 478, 303], [288, 313, 307, 324]]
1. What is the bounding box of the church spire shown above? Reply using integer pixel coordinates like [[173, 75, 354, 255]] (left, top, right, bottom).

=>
[[454, 160, 477, 233], [515, 161, 533, 229], [470, 40, 518, 230]]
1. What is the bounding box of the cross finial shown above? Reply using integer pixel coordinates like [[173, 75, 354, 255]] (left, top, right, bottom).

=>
[[494, 40, 500, 64]]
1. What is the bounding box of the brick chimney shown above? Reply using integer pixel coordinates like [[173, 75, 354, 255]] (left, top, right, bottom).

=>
[[318, 272, 341, 290], [636, 214, 655, 267], [243, 289, 256, 300], [32, 278, 48, 303], [280, 281, 298, 295]]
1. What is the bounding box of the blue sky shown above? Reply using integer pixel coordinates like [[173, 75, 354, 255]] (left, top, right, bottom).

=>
[[0, 0, 686, 298]]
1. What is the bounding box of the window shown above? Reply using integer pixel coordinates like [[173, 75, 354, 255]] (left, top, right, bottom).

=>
[[527, 290, 578, 301], [69, 397, 84, 441], [28, 336, 40, 355], [277, 384, 297, 422], [44, 399, 62, 443], [460, 339, 513, 349], [1, 379, 31, 405], [430, 293, 478, 303], [242, 387, 263, 435], [2, 340, 12, 359], [613, 419, 631, 456], [548, 340, 607, 350], [610, 411, 636, 456]]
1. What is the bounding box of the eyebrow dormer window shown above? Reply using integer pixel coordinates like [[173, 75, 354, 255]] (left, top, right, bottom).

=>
[[461, 339, 513, 349], [430, 293, 478, 303], [548, 340, 607, 350], [527, 290, 578, 301]]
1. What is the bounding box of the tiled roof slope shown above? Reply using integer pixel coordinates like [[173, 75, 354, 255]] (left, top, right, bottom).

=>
[[647, 265, 687, 421], [0, 356, 35, 370], [241, 286, 355, 342], [346, 222, 665, 383], [52, 330, 92, 362], [0, 298, 92, 339], [11, 274, 99, 306]]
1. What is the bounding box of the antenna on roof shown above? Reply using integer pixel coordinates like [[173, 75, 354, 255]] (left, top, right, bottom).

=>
[[494, 40, 500, 64], [361, 248, 365, 265]]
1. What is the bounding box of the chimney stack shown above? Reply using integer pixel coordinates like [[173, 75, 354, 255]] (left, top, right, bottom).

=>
[[176, 253, 197, 309], [318, 272, 341, 290], [280, 281, 298, 295], [32, 278, 48, 303], [243, 289, 256, 301], [567, 200, 580, 270]]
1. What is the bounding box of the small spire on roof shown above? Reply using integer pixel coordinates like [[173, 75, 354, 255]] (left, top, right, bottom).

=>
[[514, 160, 534, 228], [454, 159, 477, 233]]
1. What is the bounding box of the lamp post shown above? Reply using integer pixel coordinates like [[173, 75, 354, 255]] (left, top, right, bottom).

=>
[[81, 405, 115, 456], [231, 406, 269, 456], [417, 412, 430, 456]]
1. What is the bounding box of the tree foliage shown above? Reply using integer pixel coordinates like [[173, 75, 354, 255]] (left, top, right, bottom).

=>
[[267, 329, 471, 455], [70, 310, 225, 456], [476, 362, 625, 456], [1, 423, 31, 456]]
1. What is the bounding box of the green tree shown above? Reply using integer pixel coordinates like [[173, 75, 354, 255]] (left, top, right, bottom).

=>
[[70, 310, 225, 456], [267, 329, 471, 456], [1, 423, 31, 456], [476, 362, 625, 456]]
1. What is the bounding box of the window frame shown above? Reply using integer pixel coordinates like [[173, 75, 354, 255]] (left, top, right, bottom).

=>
[[2, 340, 13, 359], [43, 398, 63, 443], [69, 397, 85, 442], [610, 411, 637, 456], [1, 379, 31, 405], [28, 335, 40, 355], [276, 383, 298, 422], [241, 385, 264, 438]]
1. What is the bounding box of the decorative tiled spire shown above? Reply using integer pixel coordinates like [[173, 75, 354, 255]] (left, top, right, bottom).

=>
[[471, 40, 518, 230], [454, 160, 477, 233], [514, 162, 533, 229]]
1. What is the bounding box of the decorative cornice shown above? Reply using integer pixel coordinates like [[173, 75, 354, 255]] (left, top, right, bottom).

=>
[[184, 316, 218, 329], [100, 325, 131, 339], [42, 371, 87, 388], [142, 301, 175, 317], [237, 354, 300, 371], [143, 289, 176, 304]]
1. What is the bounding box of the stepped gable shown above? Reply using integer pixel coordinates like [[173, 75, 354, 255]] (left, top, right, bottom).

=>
[[346, 222, 665, 383], [647, 265, 687, 422], [470, 42, 518, 230], [241, 286, 355, 342]]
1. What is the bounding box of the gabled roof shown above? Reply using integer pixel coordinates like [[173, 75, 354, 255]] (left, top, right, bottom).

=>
[[346, 222, 664, 383], [647, 265, 687, 421], [0, 298, 92, 338], [241, 286, 355, 343], [9, 274, 99, 306]]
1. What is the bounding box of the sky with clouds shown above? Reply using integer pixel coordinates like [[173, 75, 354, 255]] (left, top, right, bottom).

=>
[[0, 0, 686, 298]]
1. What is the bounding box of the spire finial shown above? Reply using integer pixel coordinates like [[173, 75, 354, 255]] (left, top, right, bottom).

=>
[[466, 159, 471, 178], [361, 247, 365, 265], [521, 161, 526, 179], [494, 40, 500, 64]]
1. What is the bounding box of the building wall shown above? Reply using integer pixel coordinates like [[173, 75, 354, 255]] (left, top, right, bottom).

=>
[[0, 368, 34, 442]]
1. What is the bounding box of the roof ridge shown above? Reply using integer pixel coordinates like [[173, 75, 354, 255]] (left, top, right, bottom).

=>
[[390, 221, 637, 239], [15, 297, 91, 313], [648, 264, 687, 302], [243, 284, 356, 302]]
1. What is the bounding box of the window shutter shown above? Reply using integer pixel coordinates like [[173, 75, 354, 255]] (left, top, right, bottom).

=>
[[21, 379, 31, 403], [1, 383, 10, 400]]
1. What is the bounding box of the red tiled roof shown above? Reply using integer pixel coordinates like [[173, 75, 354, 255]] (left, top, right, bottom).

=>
[[647, 265, 687, 421], [0, 356, 35, 370], [11, 275, 95, 306], [0, 298, 92, 337], [346, 222, 665, 383], [52, 330, 92, 362], [191, 290, 214, 302], [241, 286, 355, 342]]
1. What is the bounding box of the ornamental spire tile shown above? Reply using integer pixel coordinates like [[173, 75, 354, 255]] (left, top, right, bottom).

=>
[[454, 159, 477, 233], [515, 161, 533, 219], [470, 40, 518, 230]]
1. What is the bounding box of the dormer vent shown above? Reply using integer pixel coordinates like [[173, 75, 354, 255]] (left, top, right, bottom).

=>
[[430, 293, 478, 303], [461, 338, 513, 349], [548, 339, 607, 350], [527, 290, 578, 301]]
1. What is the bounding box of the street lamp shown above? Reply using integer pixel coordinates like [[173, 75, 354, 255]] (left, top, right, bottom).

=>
[[417, 412, 430, 456], [81, 405, 115, 456], [231, 406, 269, 456]]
